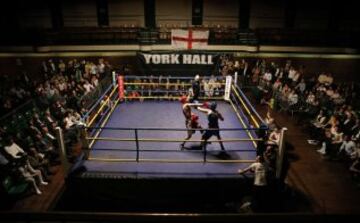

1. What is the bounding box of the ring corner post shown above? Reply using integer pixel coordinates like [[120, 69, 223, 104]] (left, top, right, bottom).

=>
[[117, 75, 125, 101], [55, 127, 70, 174], [276, 127, 288, 179]]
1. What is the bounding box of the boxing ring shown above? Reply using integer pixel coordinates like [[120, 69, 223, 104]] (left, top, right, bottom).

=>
[[55, 75, 285, 211]]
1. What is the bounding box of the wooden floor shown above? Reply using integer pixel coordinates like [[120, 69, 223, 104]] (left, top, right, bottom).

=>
[[11, 165, 65, 211], [5, 101, 360, 213], [255, 103, 360, 214]]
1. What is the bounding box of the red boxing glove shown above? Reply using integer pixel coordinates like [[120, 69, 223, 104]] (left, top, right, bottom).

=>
[[191, 114, 199, 122], [202, 101, 209, 108]]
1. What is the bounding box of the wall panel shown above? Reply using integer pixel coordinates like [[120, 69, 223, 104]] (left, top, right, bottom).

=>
[[108, 0, 144, 27]]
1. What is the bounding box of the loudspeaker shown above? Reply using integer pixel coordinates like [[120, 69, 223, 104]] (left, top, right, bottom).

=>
[[97, 0, 109, 27], [192, 0, 203, 26]]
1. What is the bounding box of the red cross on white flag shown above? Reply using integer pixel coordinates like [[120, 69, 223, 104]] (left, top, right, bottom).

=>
[[171, 29, 209, 50]]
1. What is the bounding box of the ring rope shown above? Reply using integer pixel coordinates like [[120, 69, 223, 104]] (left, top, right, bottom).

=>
[[89, 105, 111, 136], [86, 137, 262, 142], [88, 98, 120, 149], [124, 76, 225, 80], [126, 89, 225, 93], [85, 126, 260, 131], [229, 98, 258, 148], [124, 82, 225, 86], [88, 148, 256, 152], [124, 96, 224, 100], [88, 157, 256, 163], [83, 84, 115, 120], [87, 86, 118, 127], [232, 85, 260, 128], [236, 85, 266, 124], [230, 92, 257, 142]]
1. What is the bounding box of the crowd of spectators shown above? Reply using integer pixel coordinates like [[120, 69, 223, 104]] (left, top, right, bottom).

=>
[[214, 54, 360, 211], [0, 58, 113, 198], [229, 57, 360, 188]]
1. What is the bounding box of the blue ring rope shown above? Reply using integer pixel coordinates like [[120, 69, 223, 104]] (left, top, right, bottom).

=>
[[88, 148, 256, 152], [235, 85, 266, 125], [85, 126, 262, 131], [82, 84, 114, 121], [125, 89, 225, 93], [89, 105, 112, 137], [124, 75, 225, 80]]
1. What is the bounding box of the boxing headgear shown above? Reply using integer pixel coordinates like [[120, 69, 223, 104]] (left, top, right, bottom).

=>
[[179, 95, 187, 104], [210, 102, 217, 110], [191, 114, 199, 122]]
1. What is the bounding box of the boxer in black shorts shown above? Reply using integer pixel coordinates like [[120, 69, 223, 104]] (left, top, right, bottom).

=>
[[197, 102, 225, 151]]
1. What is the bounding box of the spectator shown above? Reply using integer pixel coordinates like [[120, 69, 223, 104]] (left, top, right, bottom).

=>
[[238, 156, 270, 211], [3, 138, 27, 160], [18, 160, 48, 195], [337, 135, 356, 160]]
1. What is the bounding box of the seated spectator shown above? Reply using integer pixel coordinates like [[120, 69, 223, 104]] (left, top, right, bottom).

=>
[[32, 113, 46, 129], [306, 91, 317, 106], [27, 147, 52, 181], [28, 120, 42, 139], [63, 111, 75, 130], [18, 160, 48, 195], [341, 111, 355, 136], [44, 109, 58, 128], [337, 135, 356, 160], [34, 134, 58, 161], [272, 78, 282, 92], [287, 89, 299, 106], [41, 126, 56, 143], [295, 78, 306, 94], [3, 138, 27, 161], [312, 109, 327, 128], [317, 130, 333, 156]]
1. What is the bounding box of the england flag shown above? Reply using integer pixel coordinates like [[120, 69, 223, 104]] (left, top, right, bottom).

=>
[[171, 29, 209, 50]]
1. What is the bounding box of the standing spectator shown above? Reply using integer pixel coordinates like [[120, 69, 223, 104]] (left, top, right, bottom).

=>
[[238, 156, 269, 211], [58, 59, 66, 74]]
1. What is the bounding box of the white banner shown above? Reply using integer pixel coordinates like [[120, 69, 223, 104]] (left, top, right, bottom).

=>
[[224, 75, 232, 101], [171, 29, 209, 50]]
